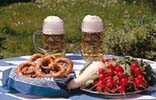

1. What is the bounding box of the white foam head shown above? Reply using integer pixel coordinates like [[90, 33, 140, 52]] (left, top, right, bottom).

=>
[[42, 16, 64, 35], [82, 15, 103, 33]]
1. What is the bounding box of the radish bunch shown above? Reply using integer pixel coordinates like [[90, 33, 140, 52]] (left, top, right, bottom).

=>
[[83, 57, 156, 94]]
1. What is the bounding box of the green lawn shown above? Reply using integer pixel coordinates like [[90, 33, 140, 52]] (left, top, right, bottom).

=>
[[0, 0, 156, 59]]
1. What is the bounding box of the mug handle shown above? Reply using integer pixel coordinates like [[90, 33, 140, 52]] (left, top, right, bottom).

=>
[[33, 30, 45, 53]]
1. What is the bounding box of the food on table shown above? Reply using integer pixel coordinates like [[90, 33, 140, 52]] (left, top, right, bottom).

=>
[[16, 62, 36, 78], [16, 53, 73, 78], [55, 57, 73, 76], [29, 53, 44, 62], [67, 61, 105, 89], [68, 56, 156, 94]]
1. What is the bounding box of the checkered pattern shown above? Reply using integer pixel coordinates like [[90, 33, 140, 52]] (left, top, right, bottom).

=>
[[0, 54, 84, 100], [0, 54, 156, 100]]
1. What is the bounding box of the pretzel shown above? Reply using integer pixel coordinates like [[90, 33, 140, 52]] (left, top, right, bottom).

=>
[[50, 63, 65, 78], [33, 64, 53, 78], [29, 53, 43, 63], [55, 57, 73, 76], [39, 56, 54, 70], [16, 62, 36, 78], [16, 54, 73, 78], [44, 55, 55, 62]]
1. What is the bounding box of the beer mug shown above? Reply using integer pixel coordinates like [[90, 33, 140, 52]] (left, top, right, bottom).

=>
[[33, 16, 65, 57], [81, 15, 104, 59]]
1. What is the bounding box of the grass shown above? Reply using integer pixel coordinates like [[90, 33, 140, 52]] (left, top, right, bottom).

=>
[[0, 0, 156, 58]]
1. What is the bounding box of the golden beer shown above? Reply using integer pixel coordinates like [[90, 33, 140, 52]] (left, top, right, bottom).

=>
[[33, 16, 65, 57], [81, 32, 103, 58], [81, 15, 104, 59], [43, 34, 65, 57]]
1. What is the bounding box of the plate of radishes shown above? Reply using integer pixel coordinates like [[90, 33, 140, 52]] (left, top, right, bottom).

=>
[[78, 56, 156, 96]]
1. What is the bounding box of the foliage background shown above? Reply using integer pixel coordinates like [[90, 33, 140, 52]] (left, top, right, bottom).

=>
[[0, 0, 156, 61]]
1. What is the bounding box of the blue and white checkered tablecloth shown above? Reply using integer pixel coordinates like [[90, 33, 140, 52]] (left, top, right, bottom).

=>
[[0, 53, 156, 100]]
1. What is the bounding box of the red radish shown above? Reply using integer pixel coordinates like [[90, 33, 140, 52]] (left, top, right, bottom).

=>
[[137, 74, 144, 81], [120, 78, 128, 86], [118, 85, 125, 93], [134, 67, 142, 75], [80, 59, 149, 94], [131, 61, 138, 67], [96, 80, 105, 87], [134, 78, 145, 88], [105, 77, 113, 87], [107, 64, 114, 70], [115, 65, 123, 72], [98, 68, 105, 74], [103, 87, 110, 92], [130, 76, 135, 81], [130, 61, 138, 71], [108, 68, 114, 76], [117, 72, 127, 79], [113, 79, 118, 85], [111, 86, 118, 93], [99, 73, 105, 80]]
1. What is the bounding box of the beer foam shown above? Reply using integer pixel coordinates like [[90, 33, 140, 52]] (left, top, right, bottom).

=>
[[42, 16, 64, 35], [82, 15, 103, 32]]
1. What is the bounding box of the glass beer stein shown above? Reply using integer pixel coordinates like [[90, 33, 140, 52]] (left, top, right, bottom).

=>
[[81, 15, 104, 59], [33, 16, 65, 57]]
